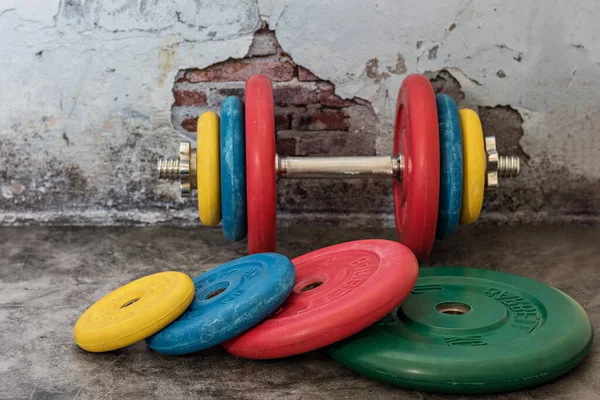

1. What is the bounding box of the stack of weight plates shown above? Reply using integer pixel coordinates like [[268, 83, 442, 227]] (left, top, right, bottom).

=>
[[74, 241, 592, 395]]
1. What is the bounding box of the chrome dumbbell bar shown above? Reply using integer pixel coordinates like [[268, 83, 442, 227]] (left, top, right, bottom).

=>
[[157, 138, 520, 195]]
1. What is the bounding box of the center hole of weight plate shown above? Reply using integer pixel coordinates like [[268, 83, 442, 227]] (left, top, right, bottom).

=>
[[301, 282, 323, 292], [435, 302, 471, 315], [205, 288, 226, 299], [120, 298, 140, 309]]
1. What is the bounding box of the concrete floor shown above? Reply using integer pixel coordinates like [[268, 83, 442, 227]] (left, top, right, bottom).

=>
[[0, 224, 598, 400]]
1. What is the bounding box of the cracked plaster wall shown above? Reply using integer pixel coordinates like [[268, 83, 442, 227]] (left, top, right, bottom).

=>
[[0, 0, 598, 226]]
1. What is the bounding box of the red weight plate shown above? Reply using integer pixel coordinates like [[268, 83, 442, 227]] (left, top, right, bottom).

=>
[[393, 74, 440, 260], [245, 74, 277, 254], [222, 239, 418, 359]]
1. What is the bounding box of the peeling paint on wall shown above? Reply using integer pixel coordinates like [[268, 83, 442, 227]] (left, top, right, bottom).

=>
[[0, 0, 599, 226], [0, 0, 258, 225]]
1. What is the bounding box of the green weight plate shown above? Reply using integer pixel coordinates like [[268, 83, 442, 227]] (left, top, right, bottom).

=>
[[327, 267, 593, 394]]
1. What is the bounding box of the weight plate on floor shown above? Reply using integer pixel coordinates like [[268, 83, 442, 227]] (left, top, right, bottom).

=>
[[458, 109, 486, 225], [435, 94, 463, 240], [220, 96, 247, 241], [327, 267, 593, 394], [393, 74, 440, 260], [245, 74, 277, 254], [74, 272, 195, 352], [145, 253, 295, 355], [197, 111, 222, 226], [222, 240, 418, 359]]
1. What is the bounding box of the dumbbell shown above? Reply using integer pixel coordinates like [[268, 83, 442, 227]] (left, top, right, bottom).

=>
[[157, 74, 520, 260]]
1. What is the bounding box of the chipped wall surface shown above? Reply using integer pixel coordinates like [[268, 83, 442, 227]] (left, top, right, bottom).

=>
[[0, 0, 598, 226]]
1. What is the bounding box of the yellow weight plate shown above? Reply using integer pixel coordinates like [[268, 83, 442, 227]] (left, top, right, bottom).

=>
[[197, 112, 222, 226], [74, 271, 194, 352], [459, 109, 486, 225]]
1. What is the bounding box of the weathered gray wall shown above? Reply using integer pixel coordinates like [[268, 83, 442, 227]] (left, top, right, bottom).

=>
[[0, 0, 598, 226]]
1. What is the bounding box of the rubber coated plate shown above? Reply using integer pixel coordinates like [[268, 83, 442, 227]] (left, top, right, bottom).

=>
[[435, 94, 463, 240], [245, 74, 277, 254], [394, 74, 440, 260], [220, 96, 247, 241], [74, 272, 195, 352], [197, 111, 222, 226], [145, 254, 295, 355], [459, 109, 486, 225], [222, 240, 418, 359], [327, 267, 593, 394]]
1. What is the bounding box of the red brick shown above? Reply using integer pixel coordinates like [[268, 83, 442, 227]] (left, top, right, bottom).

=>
[[173, 90, 207, 107], [296, 132, 348, 156], [275, 112, 290, 130], [184, 59, 294, 83], [273, 85, 318, 106], [292, 109, 348, 131], [276, 137, 296, 156], [181, 117, 197, 132], [207, 87, 245, 107], [298, 66, 319, 81], [319, 87, 354, 108]]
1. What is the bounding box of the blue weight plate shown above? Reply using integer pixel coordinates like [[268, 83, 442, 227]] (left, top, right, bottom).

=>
[[145, 253, 295, 355], [435, 94, 463, 240], [220, 96, 247, 241]]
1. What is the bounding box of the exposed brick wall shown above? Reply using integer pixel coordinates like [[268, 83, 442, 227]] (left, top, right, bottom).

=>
[[170, 32, 497, 214], [171, 27, 385, 213], [173, 42, 539, 216], [171, 26, 379, 160]]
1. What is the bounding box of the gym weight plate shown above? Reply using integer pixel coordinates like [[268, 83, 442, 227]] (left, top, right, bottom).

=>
[[74, 272, 195, 352], [435, 94, 463, 240], [220, 96, 247, 241], [223, 240, 418, 359], [393, 74, 440, 260], [327, 267, 593, 394], [245, 75, 277, 254], [145, 253, 295, 355], [197, 111, 222, 226], [459, 109, 486, 225]]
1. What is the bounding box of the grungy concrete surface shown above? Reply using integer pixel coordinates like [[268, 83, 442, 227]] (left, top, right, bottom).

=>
[[1, 0, 599, 226], [0, 225, 598, 399]]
